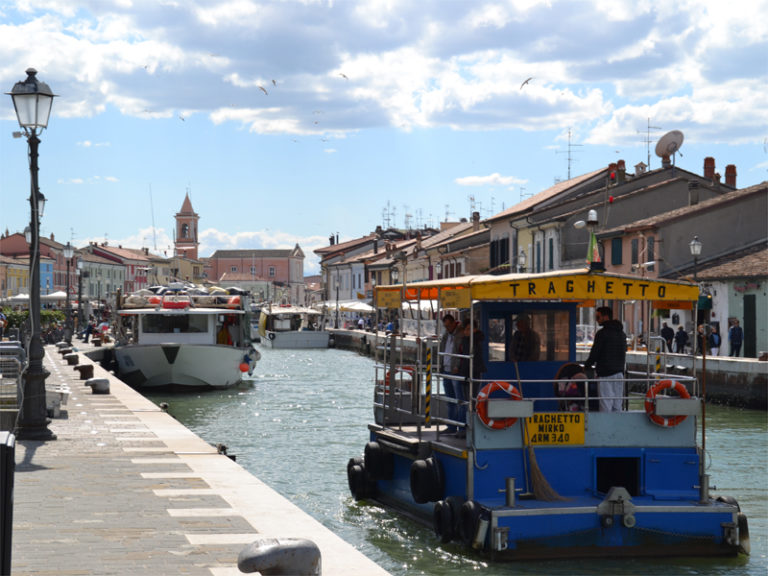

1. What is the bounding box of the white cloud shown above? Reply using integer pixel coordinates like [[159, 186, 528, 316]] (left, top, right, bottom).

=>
[[455, 173, 527, 187]]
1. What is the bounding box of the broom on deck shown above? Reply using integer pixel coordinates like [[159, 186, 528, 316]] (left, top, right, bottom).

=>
[[513, 360, 565, 502]]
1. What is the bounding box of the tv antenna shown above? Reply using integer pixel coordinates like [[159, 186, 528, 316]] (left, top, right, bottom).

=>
[[655, 130, 684, 166], [639, 118, 662, 169], [555, 128, 583, 180]]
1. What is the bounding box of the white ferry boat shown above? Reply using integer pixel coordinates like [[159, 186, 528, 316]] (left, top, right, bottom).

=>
[[114, 286, 260, 389], [258, 304, 329, 349]]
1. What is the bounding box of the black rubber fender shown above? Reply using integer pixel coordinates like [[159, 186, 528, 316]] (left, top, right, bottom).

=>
[[442, 496, 464, 543], [410, 456, 444, 504], [347, 457, 375, 501], [364, 441, 394, 480], [432, 500, 446, 539], [459, 499, 481, 547], [267, 332, 275, 340], [716, 495, 741, 511], [738, 512, 750, 556]]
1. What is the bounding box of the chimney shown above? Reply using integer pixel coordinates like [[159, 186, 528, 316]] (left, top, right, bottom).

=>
[[336, 233, 339, 245], [661, 154, 671, 169], [703, 157, 715, 180], [329, 234, 335, 246], [713, 172, 721, 190], [617, 160, 626, 184], [373, 239, 378, 254], [143, 247, 149, 255], [725, 164, 737, 188], [634, 162, 647, 175], [472, 211, 480, 231], [688, 181, 699, 206]]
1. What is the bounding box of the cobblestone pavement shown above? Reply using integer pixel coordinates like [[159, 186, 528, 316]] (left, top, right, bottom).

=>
[[12, 341, 249, 575], [10, 340, 390, 576]]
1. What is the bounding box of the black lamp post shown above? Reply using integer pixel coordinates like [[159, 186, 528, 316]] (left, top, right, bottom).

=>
[[689, 235, 702, 283], [63, 241, 73, 344], [76, 258, 83, 332], [8, 68, 57, 441], [334, 271, 340, 329]]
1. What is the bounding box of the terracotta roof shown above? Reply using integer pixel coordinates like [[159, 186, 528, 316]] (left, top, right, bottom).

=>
[[487, 167, 605, 222], [176, 193, 197, 216], [698, 244, 768, 281], [92, 245, 153, 262], [314, 233, 378, 256], [210, 249, 299, 259]]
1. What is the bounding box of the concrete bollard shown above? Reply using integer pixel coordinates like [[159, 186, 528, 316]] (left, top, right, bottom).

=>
[[238, 538, 321, 575], [64, 353, 79, 366], [55, 342, 69, 349], [85, 378, 110, 394], [92, 338, 102, 347], [58, 347, 73, 356], [75, 364, 94, 380]]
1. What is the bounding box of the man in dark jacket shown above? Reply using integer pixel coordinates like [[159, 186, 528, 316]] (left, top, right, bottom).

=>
[[584, 307, 626, 412], [660, 322, 674, 352]]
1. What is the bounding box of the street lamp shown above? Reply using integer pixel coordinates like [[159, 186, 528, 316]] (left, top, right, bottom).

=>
[[8, 68, 57, 441], [334, 271, 340, 329], [76, 258, 83, 331], [63, 242, 73, 343], [518, 249, 527, 273], [689, 235, 702, 283]]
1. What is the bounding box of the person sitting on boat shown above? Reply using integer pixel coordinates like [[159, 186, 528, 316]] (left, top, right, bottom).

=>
[[584, 306, 626, 412], [509, 313, 540, 362]]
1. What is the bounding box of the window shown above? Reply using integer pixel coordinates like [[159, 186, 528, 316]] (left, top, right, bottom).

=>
[[269, 266, 276, 277], [631, 239, 639, 265], [231, 266, 238, 273], [548, 237, 554, 270], [142, 314, 207, 334], [536, 242, 541, 273], [611, 238, 623, 265], [250, 266, 256, 274], [488, 309, 570, 363]]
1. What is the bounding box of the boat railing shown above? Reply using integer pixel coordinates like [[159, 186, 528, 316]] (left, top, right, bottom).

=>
[[373, 362, 700, 433]]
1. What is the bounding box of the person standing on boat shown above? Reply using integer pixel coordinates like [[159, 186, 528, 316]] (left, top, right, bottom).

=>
[[509, 313, 540, 362], [440, 314, 464, 434], [584, 306, 626, 412]]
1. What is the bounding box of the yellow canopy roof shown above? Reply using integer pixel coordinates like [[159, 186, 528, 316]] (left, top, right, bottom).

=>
[[375, 268, 698, 309]]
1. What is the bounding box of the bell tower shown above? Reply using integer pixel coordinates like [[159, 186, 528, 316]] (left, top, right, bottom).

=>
[[175, 192, 200, 260]]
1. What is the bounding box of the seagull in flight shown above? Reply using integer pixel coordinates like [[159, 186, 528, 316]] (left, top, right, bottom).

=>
[[339, 73, 349, 80], [272, 79, 277, 87], [520, 77, 533, 89], [258, 85, 268, 95]]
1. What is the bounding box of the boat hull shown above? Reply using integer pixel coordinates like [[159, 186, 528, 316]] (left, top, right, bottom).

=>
[[115, 344, 253, 389], [350, 418, 747, 561], [261, 330, 329, 349]]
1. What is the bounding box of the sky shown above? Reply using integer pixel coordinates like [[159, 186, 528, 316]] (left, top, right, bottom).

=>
[[0, 0, 766, 275]]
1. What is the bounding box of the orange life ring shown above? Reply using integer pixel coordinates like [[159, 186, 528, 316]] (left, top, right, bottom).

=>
[[384, 366, 415, 392], [227, 295, 241, 308], [476, 381, 522, 430], [644, 379, 691, 427], [162, 296, 190, 309]]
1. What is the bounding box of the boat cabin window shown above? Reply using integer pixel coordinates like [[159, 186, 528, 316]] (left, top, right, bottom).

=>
[[487, 310, 570, 363], [142, 314, 208, 334]]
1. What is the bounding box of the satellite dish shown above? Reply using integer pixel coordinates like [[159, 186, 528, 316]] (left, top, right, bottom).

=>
[[655, 130, 684, 158]]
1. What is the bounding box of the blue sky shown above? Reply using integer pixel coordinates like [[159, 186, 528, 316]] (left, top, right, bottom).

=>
[[0, 0, 766, 274]]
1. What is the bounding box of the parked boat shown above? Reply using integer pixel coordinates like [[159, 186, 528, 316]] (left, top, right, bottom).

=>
[[258, 304, 329, 349], [347, 268, 750, 561], [114, 285, 260, 389]]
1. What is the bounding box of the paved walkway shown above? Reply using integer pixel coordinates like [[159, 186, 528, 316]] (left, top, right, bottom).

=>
[[11, 339, 390, 576]]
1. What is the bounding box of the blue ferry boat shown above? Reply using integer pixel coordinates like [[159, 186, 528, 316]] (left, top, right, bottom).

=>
[[347, 268, 750, 560]]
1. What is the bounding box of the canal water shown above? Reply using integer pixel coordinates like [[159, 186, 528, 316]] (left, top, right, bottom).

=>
[[145, 348, 767, 576]]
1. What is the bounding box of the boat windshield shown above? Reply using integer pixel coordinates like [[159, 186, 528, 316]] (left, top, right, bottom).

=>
[[142, 314, 208, 334]]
